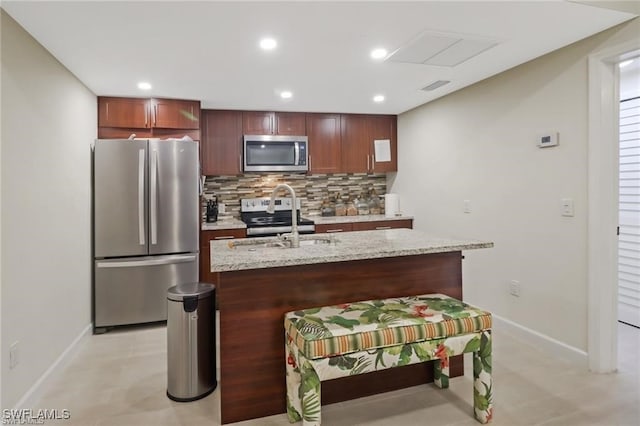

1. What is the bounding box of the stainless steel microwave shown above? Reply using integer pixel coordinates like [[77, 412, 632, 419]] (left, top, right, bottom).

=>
[[243, 135, 308, 172]]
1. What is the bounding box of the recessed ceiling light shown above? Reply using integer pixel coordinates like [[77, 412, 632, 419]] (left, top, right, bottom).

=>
[[260, 38, 277, 50], [280, 91, 293, 99], [137, 82, 152, 90], [370, 48, 388, 60], [619, 59, 634, 68], [373, 94, 385, 103]]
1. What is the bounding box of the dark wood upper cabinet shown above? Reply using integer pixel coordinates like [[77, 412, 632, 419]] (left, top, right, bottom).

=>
[[151, 98, 200, 129], [201, 110, 243, 176], [242, 111, 306, 135], [306, 113, 342, 174], [275, 112, 306, 135], [341, 114, 370, 173], [98, 97, 201, 140], [369, 114, 397, 173], [242, 111, 273, 135], [98, 97, 150, 129], [341, 114, 397, 173]]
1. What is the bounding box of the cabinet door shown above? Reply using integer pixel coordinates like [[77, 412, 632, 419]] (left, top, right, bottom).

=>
[[201, 110, 243, 176], [243, 111, 274, 135], [275, 112, 306, 135], [98, 97, 149, 128], [341, 114, 370, 173], [370, 115, 397, 173], [306, 113, 341, 174], [199, 229, 247, 283], [152, 99, 200, 129], [351, 219, 412, 231], [314, 223, 353, 233]]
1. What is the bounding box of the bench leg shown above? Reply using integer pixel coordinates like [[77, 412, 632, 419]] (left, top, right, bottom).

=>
[[473, 330, 493, 424], [285, 337, 322, 425], [433, 357, 450, 389]]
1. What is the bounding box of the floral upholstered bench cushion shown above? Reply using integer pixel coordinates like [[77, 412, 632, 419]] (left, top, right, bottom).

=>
[[284, 293, 492, 359]]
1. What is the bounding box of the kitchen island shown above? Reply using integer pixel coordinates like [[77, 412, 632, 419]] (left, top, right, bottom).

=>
[[211, 228, 493, 424]]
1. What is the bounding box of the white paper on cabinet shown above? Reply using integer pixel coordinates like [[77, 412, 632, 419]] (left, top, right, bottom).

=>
[[374, 139, 391, 162]]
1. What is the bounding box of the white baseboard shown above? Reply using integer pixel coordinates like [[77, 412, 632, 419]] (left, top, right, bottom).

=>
[[13, 323, 93, 409], [492, 314, 588, 369]]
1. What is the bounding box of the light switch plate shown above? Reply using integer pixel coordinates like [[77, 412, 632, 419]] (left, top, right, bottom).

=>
[[537, 132, 559, 148], [561, 198, 574, 217], [463, 200, 471, 214]]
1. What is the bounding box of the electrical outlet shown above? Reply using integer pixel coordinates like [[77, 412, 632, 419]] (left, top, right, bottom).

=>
[[218, 203, 226, 214], [509, 280, 521, 297], [9, 341, 19, 369]]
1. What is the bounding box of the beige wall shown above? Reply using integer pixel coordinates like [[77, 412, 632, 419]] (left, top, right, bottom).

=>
[[390, 18, 640, 352], [1, 10, 96, 408]]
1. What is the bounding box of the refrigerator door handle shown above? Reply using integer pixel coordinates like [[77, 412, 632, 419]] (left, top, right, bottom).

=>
[[138, 149, 146, 246], [150, 149, 158, 245], [96, 254, 197, 268]]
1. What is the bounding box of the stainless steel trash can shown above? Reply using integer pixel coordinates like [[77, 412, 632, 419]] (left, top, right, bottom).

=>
[[166, 282, 217, 402]]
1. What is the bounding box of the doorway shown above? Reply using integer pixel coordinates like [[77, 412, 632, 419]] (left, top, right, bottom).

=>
[[618, 55, 640, 329]]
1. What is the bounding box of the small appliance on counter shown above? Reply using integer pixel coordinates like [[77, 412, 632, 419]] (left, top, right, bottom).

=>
[[206, 197, 219, 223]]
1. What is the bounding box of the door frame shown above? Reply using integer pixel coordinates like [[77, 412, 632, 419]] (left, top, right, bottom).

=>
[[587, 39, 640, 373]]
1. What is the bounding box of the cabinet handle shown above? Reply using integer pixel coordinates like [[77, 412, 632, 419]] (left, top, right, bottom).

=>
[[367, 155, 370, 171], [375, 226, 392, 230], [145, 104, 148, 127], [105, 103, 109, 120], [326, 229, 344, 233], [239, 154, 242, 172], [214, 236, 236, 240], [154, 104, 157, 126], [309, 155, 312, 171], [271, 115, 275, 134]]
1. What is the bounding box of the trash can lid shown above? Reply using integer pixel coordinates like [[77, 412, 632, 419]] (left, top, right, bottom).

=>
[[167, 282, 215, 301]]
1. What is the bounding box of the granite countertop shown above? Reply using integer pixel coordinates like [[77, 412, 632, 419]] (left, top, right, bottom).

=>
[[211, 228, 493, 272], [312, 214, 413, 225], [201, 218, 247, 231]]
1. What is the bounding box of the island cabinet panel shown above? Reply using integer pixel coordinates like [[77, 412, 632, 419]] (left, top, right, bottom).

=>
[[201, 110, 243, 176], [199, 229, 246, 284], [217, 252, 463, 424], [242, 111, 306, 135], [340, 114, 398, 173], [351, 219, 413, 231], [306, 113, 342, 173]]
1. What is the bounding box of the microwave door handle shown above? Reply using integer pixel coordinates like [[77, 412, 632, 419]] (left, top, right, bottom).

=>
[[294, 142, 300, 166]]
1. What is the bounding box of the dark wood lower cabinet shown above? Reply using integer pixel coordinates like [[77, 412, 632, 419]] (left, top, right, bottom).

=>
[[199, 228, 246, 284], [217, 251, 463, 424]]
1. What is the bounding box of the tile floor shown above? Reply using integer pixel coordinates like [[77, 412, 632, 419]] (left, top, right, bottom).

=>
[[31, 320, 639, 426]]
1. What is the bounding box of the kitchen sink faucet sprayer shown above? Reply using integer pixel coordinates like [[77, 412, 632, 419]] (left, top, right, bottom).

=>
[[266, 184, 300, 248]]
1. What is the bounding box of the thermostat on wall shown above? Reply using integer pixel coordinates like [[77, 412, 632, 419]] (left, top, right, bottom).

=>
[[537, 132, 559, 148]]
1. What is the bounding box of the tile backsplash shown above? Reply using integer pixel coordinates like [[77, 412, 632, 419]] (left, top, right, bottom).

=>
[[203, 173, 387, 219]]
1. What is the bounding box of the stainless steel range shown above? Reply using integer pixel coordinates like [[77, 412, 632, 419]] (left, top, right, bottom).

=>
[[240, 197, 315, 237]]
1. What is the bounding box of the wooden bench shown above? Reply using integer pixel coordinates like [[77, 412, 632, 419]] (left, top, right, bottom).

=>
[[284, 293, 493, 425]]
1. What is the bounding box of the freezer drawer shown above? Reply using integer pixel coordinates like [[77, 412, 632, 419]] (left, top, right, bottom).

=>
[[94, 254, 198, 327]]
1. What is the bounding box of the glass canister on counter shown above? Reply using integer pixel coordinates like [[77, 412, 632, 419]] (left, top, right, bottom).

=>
[[346, 195, 358, 216], [356, 190, 370, 215], [321, 197, 336, 216], [368, 188, 381, 215], [335, 193, 346, 216]]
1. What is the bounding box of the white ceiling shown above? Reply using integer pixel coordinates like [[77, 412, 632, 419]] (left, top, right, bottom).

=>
[[2, 1, 637, 114]]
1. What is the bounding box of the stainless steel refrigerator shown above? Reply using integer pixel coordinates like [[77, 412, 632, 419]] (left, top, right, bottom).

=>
[[93, 139, 199, 332]]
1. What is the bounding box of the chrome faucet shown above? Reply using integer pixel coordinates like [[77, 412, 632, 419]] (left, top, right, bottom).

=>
[[266, 184, 300, 248]]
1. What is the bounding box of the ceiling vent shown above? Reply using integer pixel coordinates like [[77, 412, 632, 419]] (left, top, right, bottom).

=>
[[387, 30, 499, 67], [421, 80, 451, 91]]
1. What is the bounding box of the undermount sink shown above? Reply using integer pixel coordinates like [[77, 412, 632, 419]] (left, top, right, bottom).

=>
[[229, 236, 336, 251]]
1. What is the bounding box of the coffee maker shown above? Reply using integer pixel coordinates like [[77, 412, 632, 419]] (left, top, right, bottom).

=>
[[206, 197, 219, 223]]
